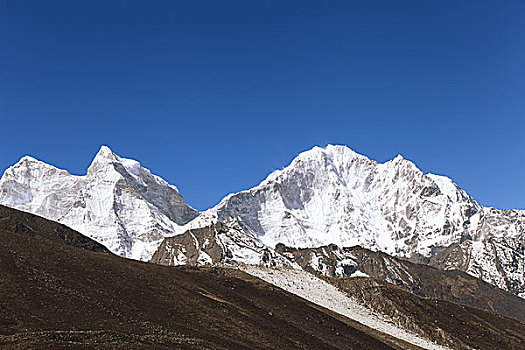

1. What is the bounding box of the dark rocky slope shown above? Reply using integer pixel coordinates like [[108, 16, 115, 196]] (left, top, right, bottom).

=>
[[0, 205, 110, 253], [328, 277, 525, 350], [0, 205, 412, 350]]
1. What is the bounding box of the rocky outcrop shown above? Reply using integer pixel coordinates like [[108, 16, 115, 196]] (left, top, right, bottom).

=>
[[151, 220, 292, 267]]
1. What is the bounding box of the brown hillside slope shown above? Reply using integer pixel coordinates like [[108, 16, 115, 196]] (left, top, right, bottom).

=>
[[277, 244, 525, 322], [328, 277, 525, 350], [0, 205, 411, 350]]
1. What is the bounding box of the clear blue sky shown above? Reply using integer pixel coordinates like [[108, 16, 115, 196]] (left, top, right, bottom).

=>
[[1, 1, 524, 210]]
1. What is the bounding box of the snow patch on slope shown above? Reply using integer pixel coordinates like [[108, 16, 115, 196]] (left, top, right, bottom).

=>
[[241, 265, 450, 350]]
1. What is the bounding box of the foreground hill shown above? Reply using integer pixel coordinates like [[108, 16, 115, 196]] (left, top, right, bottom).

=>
[[0, 205, 423, 350], [329, 277, 525, 350], [1, 205, 524, 349]]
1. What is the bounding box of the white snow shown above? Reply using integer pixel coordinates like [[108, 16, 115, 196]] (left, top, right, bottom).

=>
[[186, 144, 490, 258], [350, 270, 369, 277]]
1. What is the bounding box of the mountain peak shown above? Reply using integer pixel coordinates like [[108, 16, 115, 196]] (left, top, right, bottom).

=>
[[293, 144, 362, 164], [325, 144, 353, 153], [392, 154, 405, 162], [18, 155, 39, 163], [94, 145, 118, 162], [87, 145, 121, 174], [324, 144, 364, 160], [13, 155, 54, 168]]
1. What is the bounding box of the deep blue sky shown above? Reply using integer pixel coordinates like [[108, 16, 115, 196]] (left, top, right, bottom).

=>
[[1, 1, 524, 210]]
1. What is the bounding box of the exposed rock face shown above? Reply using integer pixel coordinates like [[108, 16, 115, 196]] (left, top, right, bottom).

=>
[[429, 232, 525, 298], [150, 220, 292, 267], [0, 146, 198, 260], [276, 243, 525, 322]]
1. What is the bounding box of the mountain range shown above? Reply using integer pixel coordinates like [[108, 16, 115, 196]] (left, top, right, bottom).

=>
[[0, 145, 523, 299]]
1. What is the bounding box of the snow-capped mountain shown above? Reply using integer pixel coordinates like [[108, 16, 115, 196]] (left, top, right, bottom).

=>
[[428, 208, 525, 297], [179, 145, 524, 296], [0, 146, 198, 260], [185, 145, 485, 256]]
